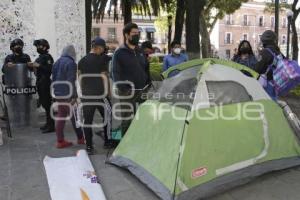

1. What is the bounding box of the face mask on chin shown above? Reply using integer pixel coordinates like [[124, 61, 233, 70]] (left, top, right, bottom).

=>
[[129, 34, 140, 46]]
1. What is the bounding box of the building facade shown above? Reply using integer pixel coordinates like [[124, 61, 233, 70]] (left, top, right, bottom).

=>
[[92, 15, 168, 52], [217, 0, 290, 59]]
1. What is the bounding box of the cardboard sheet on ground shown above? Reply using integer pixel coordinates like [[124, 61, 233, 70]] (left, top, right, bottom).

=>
[[44, 150, 106, 200]]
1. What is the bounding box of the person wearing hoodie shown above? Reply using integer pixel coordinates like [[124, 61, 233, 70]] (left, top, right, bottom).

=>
[[112, 22, 150, 135], [52, 45, 84, 148], [253, 30, 282, 99]]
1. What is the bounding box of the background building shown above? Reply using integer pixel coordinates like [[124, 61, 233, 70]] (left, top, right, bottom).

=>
[[217, 0, 290, 59], [92, 14, 169, 52]]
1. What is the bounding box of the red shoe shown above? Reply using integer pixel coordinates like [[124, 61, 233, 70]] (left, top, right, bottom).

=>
[[56, 140, 73, 149], [77, 138, 85, 145]]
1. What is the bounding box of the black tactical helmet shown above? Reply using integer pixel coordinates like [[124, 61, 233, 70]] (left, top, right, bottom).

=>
[[33, 39, 50, 50], [10, 39, 24, 50]]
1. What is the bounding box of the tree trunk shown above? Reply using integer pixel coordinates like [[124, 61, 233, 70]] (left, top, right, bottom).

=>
[[185, 0, 206, 59], [168, 15, 173, 53], [291, 19, 298, 61], [199, 11, 211, 58], [173, 0, 185, 43], [85, 0, 92, 53], [123, 0, 132, 25]]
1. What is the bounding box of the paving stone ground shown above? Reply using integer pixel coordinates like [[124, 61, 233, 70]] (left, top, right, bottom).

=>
[[0, 96, 300, 200]]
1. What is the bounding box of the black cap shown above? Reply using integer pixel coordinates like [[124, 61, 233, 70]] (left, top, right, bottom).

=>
[[92, 37, 106, 47], [33, 39, 50, 49], [10, 39, 24, 50], [261, 30, 277, 44], [141, 41, 153, 50]]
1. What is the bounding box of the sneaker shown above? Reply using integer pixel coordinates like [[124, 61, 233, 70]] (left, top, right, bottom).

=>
[[103, 140, 118, 149], [40, 123, 48, 130], [77, 138, 85, 145], [86, 146, 94, 155], [42, 126, 55, 134], [56, 140, 73, 149]]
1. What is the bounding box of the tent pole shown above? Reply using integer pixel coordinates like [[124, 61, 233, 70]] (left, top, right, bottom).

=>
[[172, 111, 189, 200]]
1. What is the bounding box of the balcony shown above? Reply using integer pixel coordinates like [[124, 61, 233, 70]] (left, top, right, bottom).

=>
[[224, 40, 233, 45]]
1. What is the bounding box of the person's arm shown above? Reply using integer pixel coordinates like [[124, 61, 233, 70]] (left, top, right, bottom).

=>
[[52, 61, 58, 83], [163, 56, 169, 71], [67, 61, 78, 99], [112, 51, 121, 82], [253, 49, 273, 75], [184, 53, 189, 61], [2, 56, 10, 73]]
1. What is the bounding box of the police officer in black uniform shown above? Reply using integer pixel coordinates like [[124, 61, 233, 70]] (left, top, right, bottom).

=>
[[29, 39, 54, 133], [2, 39, 31, 73], [2, 39, 31, 121]]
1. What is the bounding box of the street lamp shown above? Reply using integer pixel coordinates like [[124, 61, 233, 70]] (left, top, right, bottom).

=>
[[286, 9, 294, 59]]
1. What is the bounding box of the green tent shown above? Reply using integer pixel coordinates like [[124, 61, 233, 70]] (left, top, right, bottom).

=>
[[109, 59, 300, 200]]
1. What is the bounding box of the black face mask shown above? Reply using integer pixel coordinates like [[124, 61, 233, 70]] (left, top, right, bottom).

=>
[[129, 34, 140, 46], [240, 47, 251, 54], [14, 47, 23, 54], [37, 48, 47, 54]]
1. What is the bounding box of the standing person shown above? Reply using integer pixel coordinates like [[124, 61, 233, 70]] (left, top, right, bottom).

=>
[[2, 39, 31, 73], [141, 41, 154, 61], [52, 45, 84, 148], [112, 22, 149, 136], [232, 40, 257, 69], [78, 37, 113, 154], [28, 39, 54, 133], [253, 30, 281, 100], [2, 39, 31, 122], [163, 41, 188, 71]]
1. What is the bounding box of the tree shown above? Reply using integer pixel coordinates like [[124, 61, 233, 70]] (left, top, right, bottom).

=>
[[186, 0, 206, 59], [92, 0, 171, 25], [200, 0, 247, 58], [173, 0, 186, 43], [291, 0, 299, 61], [86, 0, 92, 53]]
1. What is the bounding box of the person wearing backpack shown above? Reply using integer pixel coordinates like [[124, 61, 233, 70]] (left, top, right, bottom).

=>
[[254, 30, 300, 99], [253, 30, 281, 99]]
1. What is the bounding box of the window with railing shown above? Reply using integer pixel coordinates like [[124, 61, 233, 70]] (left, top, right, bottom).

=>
[[259, 16, 264, 27], [282, 35, 286, 45], [225, 49, 231, 59], [271, 17, 275, 28], [225, 33, 233, 44], [243, 15, 249, 26], [107, 27, 117, 42], [282, 17, 287, 28], [225, 15, 233, 25], [92, 28, 100, 39]]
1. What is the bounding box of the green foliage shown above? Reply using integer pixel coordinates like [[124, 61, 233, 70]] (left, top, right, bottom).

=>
[[149, 56, 163, 81], [264, 2, 292, 13], [154, 15, 169, 33], [204, 0, 248, 32]]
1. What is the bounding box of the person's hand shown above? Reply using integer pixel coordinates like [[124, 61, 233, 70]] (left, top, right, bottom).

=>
[[70, 98, 77, 105], [7, 62, 15, 68], [28, 62, 39, 68]]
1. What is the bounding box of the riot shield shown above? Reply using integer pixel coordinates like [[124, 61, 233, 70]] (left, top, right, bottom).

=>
[[3, 63, 37, 128]]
